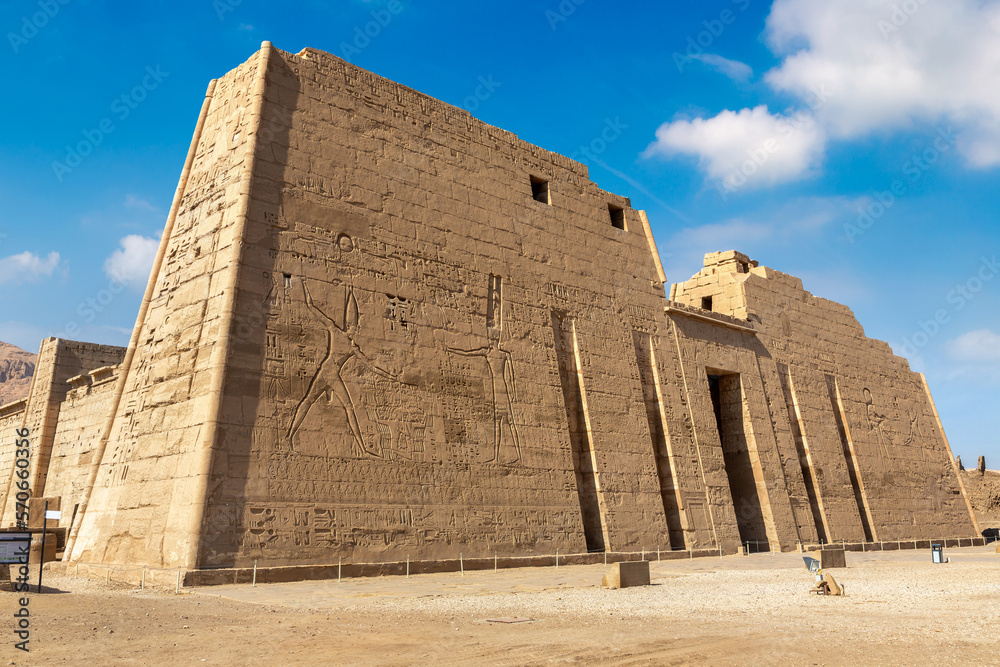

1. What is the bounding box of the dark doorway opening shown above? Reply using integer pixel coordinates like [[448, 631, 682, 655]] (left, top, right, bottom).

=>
[[708, 373, 770, 551]]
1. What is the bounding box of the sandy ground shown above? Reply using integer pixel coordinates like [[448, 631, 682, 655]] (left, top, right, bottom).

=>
[[3, 545, 999, 666]]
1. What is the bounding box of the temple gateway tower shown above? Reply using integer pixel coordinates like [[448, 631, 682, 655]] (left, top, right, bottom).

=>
[[0, 43, 979, 581]]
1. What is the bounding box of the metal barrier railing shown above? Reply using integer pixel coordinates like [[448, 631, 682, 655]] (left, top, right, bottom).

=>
[[44, 536, 991, 590]]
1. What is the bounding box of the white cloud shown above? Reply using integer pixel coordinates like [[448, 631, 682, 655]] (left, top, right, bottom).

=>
[[766, 0, 1000, 160], [0, 251, 61, 285], [645, 105, 827, 190], [689, 54, 754, 82], [648, 0, 1000, 188], [104, 235, 159, 289], [947, 329, 1000, 364]]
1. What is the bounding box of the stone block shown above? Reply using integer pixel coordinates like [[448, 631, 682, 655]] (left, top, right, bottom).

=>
[[29, 533, 58, 565], [602, 561, 651, 589], [27, 497, 60, 530], [811, 549, 847, 569]]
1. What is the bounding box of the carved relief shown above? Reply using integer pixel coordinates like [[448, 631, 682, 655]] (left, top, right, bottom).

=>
[[863, 388, 894, 469], [446, 275, 522, 465], [287, 278, 396, 458], [385, 294, 411, 332]]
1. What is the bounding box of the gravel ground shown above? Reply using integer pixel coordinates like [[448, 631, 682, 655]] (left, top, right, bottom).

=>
[[3, 546, 999, 666]]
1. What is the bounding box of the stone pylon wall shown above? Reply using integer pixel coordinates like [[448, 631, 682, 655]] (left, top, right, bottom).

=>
[[200, 45, 693, 568], [68, 50, 267, 569], [68, 43, 710, 570], [55, 45, 978, 573], [0, 339, 125, 526], [670, 252, 978, 544]]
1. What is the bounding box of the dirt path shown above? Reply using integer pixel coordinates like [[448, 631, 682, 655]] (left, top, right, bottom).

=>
[[3, 546, 999, 666]]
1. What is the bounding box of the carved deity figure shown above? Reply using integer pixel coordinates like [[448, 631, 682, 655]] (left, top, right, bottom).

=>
[[449, 334, 521, 465], [900, 406, 925, 461], [864, 388, 893, 469], [448, 275, 522, 465]]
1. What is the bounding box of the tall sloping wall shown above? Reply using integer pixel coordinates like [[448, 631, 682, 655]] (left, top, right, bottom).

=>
[[67, 50, 268, 569], [195, 44, 695, 568]]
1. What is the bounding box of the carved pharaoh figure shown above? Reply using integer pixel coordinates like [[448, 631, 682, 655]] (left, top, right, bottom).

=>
[[287, 278, 393, 458]]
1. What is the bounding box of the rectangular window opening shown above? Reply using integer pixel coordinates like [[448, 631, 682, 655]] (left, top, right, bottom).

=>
[[609, 204, 626, 230], [530, 175, 551, 205], [701, 296, 713, 311]]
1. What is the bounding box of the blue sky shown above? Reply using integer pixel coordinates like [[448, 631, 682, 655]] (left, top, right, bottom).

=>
[[1, 0, 997, 465]]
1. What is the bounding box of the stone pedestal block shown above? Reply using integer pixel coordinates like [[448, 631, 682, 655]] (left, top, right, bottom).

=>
[[602, 560, 651, 589]]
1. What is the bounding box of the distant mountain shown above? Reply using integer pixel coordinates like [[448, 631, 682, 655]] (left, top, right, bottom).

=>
[[0, 341, 36, 406]]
